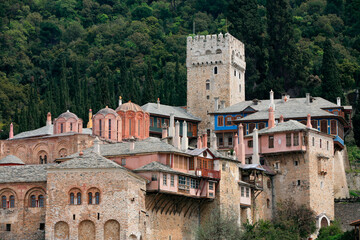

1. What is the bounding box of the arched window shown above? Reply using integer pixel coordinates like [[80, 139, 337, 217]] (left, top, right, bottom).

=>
[[109, 119, 112, 139], [77, 193, 81, 205], [44, 155, 47, 164], [39, 195, 44, 207], [2, 196, 6, 208], [60, 123, 64, 133], [214, 66, 218, 74], [99, 119, 102, 137], [70, 193, 74, 205], [30, 195, 36, 207], [95, 192, 100, 205], [10, 195, 15, 208], [206, 80, 210, 90], [70, 123, 73, 131], [216, 49, 222, 54], [88, 192, 93, 205]]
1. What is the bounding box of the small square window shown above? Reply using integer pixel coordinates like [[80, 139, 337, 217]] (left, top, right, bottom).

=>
[[151, 174, 157, 181], [297, 180, 301, 186], [6, 224, 11, 231], [294, 161, 299, 166], [248, 140, 253, 148], [39, 223, 45, 231], [121, 158, 126, 166]]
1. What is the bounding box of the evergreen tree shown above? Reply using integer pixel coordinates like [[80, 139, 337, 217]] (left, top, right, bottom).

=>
[[142, 60, 155, 103], [227, 0, 267, 99], [353, 90, 360, 147], [321, 39, 343, 103]]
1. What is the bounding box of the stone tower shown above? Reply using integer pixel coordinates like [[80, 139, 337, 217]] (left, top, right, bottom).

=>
[[186, 33, 246, 136]]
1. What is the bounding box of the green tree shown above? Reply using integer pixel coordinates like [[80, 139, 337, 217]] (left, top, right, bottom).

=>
[[321, 39, 343, 103]]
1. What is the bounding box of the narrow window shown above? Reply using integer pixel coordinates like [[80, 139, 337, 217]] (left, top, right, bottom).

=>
[[150, 117, 154, 127], [297, 180, 301, 186], [163, 174, 167, 186], [88, 192, 93, 205], [44, 155, 47, 164], [248, 123, 255, 133], [286, 134, 292, 147], [61, 123, 64, 133], [320, 120, 328, 133], [138, 119, 140, 135], [73, 214, 76, 220], [206, 80, 210, 90], [70, 123, 73, 131], [2, 196, 6, 208], [189, 158, 194, 170], [77, 193, 81, 205], [99, 119, 102, 137], [219, 137, 223, 146], [234, 70, 236, 76], [239, 84, 241, 92], [311, 120, 317, 129], [171, 175, 174, 187], [293, 133, 299, 146], [327, 141, 329, 150], [320, 139, 322, 148], [70, 193, 74, 205], [10, 195, 15, 208], [164, 119, 169, 127], [97, 213, 100, 220], [157, 118, 161, 128], [241, 187, 244, 197], [330, 120, 337, 135], [129, 119, 132, 135], [109, 119, 111, 139], [226, 116, 232, 126], [228, 137, 233, 146], [248, 140, 253, 148], [121, 158, 126, 166], [151, 174, 157, 181], [294, 161, 299, 166], [39, 223, 45, 231], [209, 182, 214, 190], [30, 195, 36, 207], [239, 72, 241, 79], [6, 224, 11, 232], [269, 136, 274, 148], [39, 195, 44, 207], [246, 188, 249, 197], [267, 199, 270, 208], [95, 192, 100, 204], [218, 116, 224, 126], [214, 66, 218, 74], [312, 137, 315, 146]]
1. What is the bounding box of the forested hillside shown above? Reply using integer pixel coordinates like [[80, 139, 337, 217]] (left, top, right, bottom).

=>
[[0, 0, 359, 142]]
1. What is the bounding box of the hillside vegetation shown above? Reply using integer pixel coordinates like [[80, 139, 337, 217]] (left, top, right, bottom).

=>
[[0, 0, 359, 141]]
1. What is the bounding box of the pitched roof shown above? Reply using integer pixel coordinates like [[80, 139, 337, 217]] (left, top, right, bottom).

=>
[[134, 161, 196, 177], [213, 97, 341, 121], [246, 120, 313, 136], [0, 165, 47, 183], [142, 103, 201, 121], [0, 155, 25, 165], [50, 152, 122, 169], [12, 124, 53, 140]]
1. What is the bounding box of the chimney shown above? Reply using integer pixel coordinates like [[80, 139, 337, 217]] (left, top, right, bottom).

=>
[[174, 121, 181, 149], [238, 124, 245, 165], [269, 90, 275, 110], [118, 96, 122, 106], [157, 98, 160, 109], [162, 123, 168, 139], [234, 133, 239, 155], [46, 112, 52, 126], [169, 113, 175, 137], [9, 123, 13, 139], [337, 97, 341, 106], [87, 109, 93, 128], [306, 93, 310, 105], [197, 136, 202, 149], [211, 133, 217, 150], [129, 137, 135, 150], [220, 100, 225, 109], [181, 121, 188, 151], [306, 114, 312, 128], [214, 97, 219, 111], [93, 137, 101, 154], [202, 133, 208, 148], [268, 107, 275, 129], [252, 128, 259, 165], [279, 115, 284, 123]]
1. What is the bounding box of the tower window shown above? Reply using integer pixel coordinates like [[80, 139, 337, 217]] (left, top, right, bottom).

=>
[[108, 119, 111, 139], [99, 119, 102, 137], [214, 67, 218, 74], [206, 80, 210, 90], [234, 70, 236, 76], [60, 123, 64, 133]]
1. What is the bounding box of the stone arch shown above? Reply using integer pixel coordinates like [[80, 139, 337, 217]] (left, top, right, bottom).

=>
[[58, 148, 68, 158], [33, 142, 50, 164], [14, 145, 27, 160], [0, 188, 18, 208], [54, 221, 69, 240], [104, 220, 120, 240], [24, 187, 46, 208], [129, 234, 137, 239], [79, 220, 96, 240], [86, 187, 101, 205], [216, 49, 222, 54], [320, 216, 330, 228]]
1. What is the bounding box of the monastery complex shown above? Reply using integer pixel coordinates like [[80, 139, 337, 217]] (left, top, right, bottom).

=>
[[0, 33, 353, 240]]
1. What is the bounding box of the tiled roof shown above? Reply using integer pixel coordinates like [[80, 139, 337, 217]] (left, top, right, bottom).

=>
[[142, 103, 201, 121], [0, 155, 25, 165], [95, 107, 118, 116], [50, 152, 122, 169], [0, 165, 47, 183], [214, 97, 341, 121], [57, 110, 79, 120], [134, 161, 196, 177], [240, 163, 266, 171], [116, 101, 144, 112], [246, 120, 314, 136], [12, 124, 53, 140]]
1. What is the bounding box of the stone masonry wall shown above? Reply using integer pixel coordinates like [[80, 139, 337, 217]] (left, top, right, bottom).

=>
[[335, 201, 360, 231]]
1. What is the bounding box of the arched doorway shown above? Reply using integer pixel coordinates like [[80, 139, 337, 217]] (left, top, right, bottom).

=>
[[54, 221, 69, 240], [79, 220, 95, 240], [321, 217, 329, 228], [104, 220, 120, 240]]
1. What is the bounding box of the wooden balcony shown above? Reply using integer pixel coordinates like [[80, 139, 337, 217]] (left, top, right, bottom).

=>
[[195, 168, 221, 179]]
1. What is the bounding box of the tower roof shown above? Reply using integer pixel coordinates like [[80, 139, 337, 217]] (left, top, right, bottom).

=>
[[95, 106, 118, 116], [57, 110, 79, 120], [116, 101, 143, 112]]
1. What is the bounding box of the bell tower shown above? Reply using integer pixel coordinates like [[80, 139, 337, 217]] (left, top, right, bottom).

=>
[[186, 33, 246, 135]]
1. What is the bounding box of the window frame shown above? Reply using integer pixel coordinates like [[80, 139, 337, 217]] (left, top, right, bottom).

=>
[[268, 135, 274, 148], [218, 116, 224, 127]]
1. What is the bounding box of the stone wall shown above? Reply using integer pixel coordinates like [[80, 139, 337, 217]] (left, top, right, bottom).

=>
[[334, 148, 350, 198], [0, 182, 47, 240], [335, 201, 360, 231], [347, 172, 360, 191]]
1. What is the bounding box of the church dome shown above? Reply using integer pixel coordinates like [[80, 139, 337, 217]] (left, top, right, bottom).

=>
[[58, 110, 79, 120], [96, 106, 118, 116], [116, 101, 143, 112]]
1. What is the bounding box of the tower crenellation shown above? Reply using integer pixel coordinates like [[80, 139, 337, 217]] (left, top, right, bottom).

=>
[[187, 33, 246, 137]]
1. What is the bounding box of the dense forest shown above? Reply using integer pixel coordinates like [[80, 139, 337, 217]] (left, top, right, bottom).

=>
[[0, 0, 359, 142]]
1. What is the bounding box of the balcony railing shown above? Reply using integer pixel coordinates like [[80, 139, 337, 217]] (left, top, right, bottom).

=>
[[195, 168, 221, 179]]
